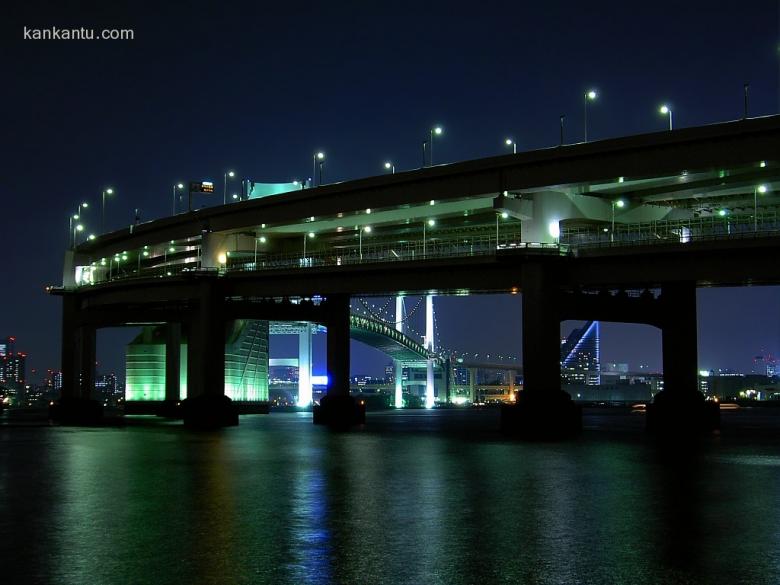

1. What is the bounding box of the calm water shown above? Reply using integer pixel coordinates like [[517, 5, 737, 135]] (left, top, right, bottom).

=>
[[2, 409, 780, 585]]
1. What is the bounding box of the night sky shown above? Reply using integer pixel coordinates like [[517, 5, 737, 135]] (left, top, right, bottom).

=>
[[4, 0, 779, 380]]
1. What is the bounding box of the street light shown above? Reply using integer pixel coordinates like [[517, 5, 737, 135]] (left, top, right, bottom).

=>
[[223, 170, 235, 204], [754, 184, 768, 231], [423, 218, 435, 256], [584, 89, 597, 142], [172, 183, 184, 215], [384, 161, 395, 174], [505, 138, 516, 154], [559, 115, 566, 146], [423, 126, 443, 167], [659, 105, 673, 131], [303, 231, 316, 262], [68, 214, 79, 248], [359, 225, 372, 260], [101, 188, 114, 233], [313, 152, 325, 186], [611, 199, 625, 242]]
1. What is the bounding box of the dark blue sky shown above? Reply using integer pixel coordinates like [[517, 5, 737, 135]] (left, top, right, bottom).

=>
[[3, 0, 779, 380]]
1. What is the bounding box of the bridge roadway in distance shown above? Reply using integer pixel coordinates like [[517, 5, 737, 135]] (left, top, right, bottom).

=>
[[50, 115, 780, 435]]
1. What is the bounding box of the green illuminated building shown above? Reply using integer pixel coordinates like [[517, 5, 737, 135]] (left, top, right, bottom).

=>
[[126, 320, 269, 403]]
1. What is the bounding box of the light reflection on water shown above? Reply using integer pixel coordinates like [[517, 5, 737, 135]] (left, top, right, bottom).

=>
[[2, 410, 780, 585]]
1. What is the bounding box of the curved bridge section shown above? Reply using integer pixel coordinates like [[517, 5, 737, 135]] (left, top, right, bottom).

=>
[[349, 314, 434, 364]]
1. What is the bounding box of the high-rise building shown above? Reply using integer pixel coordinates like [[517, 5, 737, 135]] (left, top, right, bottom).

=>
[[560, 321, 600, 385], [0, 351, 26, 385], [0, 337, 15, 357]]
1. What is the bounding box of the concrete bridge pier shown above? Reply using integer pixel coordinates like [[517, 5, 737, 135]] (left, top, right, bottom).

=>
[[501, 263, 581, 438], [51, 296, 103, 424], [181, 279, 237, 428], [314, 294, 365, 427], [158, 322, 182, 418], [297, 324, 313, 407], [647, 283, 720, 434]]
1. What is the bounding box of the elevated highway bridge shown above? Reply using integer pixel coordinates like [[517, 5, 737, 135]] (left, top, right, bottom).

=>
[[50, 116, 780, 433]]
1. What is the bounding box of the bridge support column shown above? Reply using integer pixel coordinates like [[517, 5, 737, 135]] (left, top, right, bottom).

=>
[[647, 283, 719, 434], [425, 295, 435, 408], [501, 262, 581, 438], [394, 361, 403, 408], [469, 368, 476, 403], [51, 296, 103, 424], [314, 294, 365, 427], [182, 279, 237, 428], [297, 323, 313, 407], [159, 323, 182, 418]]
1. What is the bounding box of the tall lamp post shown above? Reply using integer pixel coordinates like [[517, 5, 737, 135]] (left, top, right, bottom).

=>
[[223, 170, 235, 204], [68, 214, 81, 248], [754, 184, 768, 231], [559, 115, 566, 146], [423, 126, 443, 167], [659, 105, 673, 131], [313, 152, 325, 186], [302, 231, 315, 263], [611, 199, 625, 243], [584, 89, 597, 142], [172, 183, 184, 215], [101, 188, 113, 233], [359, 225, 371, 260], [505, 138, 516, 154], [384, 161, 395, 174], [422, 218, 435, 256]]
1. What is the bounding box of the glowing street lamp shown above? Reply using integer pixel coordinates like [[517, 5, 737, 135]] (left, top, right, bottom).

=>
[[303, 231, 316, 260], [659, 105, 673, 131], [101, 188, 114, 233], [505, 138, 516, 154], [584, 89, 597, 142], [423, 126, 443, 167], [359, 225, 372, 260], [423, 218, 435, 256], [313, 152, 325, 186], [384, 161, 395, 174], [172, 183, 184, 215], [611, 199, 625, 242], [754, 184, 769, 231], [223, 170, 235, 204]]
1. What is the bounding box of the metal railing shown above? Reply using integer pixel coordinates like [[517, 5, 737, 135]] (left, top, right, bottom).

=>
[[223, 231, 549, 273], [562, 212, 780, 249], [76, 213, 780, 287]]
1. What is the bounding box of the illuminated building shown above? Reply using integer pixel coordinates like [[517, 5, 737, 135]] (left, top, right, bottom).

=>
[[0, 337, 15, 357], [125, 320, 269, 403], [560, 321, 600, 385], [0, 351, 26, 385]]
